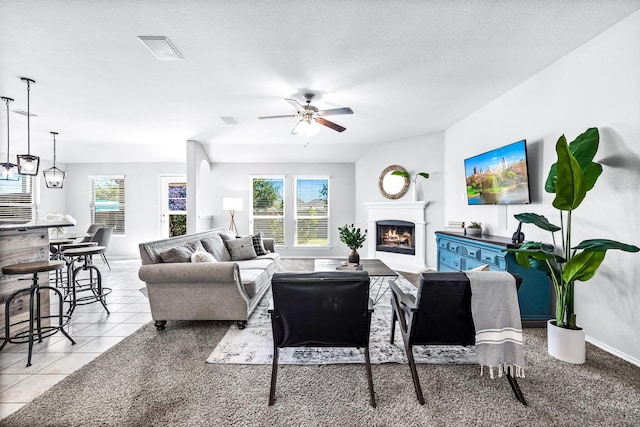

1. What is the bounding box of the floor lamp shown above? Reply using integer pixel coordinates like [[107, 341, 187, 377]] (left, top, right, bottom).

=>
[[223, 197, 243, 235]]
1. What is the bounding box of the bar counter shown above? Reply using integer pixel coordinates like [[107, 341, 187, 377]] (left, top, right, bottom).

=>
[[0, 220, 74, 331]]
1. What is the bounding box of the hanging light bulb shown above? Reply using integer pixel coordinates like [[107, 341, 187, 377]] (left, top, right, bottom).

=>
[[0, 96, 19, 181], [17, 77, 40, 176], [43, 131, 66, 188]]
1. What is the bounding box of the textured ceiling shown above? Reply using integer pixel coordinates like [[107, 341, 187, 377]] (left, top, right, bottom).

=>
[[1, 0, 639, 163]]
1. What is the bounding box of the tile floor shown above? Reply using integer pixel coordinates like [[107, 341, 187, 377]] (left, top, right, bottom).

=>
[[0, 259, 149, 420]]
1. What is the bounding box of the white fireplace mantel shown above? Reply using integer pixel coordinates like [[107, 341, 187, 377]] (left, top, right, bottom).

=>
[[364, 201, 428, 273]]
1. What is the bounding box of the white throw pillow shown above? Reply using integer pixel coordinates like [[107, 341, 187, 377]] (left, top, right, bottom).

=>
[[191, 250, 217, 263]]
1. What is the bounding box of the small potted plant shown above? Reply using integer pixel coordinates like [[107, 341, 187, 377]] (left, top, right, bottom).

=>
[[338, 224, 368, 264], [507, 128, 639, 364], [391, 170, 429, 201], [465, 221, 482, 235]]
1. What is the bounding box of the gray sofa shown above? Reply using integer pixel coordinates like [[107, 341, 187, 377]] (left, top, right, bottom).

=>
[[138, 229, 280, 330]]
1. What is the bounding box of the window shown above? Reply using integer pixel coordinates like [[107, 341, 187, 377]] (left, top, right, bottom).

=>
[[250, 176, 284, 245], [0, 175, 35, 220], [90, 175, 125, 234], [295, 177, 329, 246]]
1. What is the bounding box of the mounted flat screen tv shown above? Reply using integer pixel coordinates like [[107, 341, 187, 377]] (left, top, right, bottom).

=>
[[464, 139, 531, 205]]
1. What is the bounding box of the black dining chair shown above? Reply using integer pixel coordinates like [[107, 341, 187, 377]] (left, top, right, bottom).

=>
[[390, 271, 526, 405], [268, 271, 376, 407]]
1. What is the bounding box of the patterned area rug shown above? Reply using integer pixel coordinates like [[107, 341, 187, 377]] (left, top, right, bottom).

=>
[[206, 275, 476, 365]]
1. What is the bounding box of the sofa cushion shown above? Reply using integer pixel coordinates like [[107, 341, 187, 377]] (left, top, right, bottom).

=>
[[234, 258, 276, 276], [201, 234, 231, 262], [239, 268, 270, 298], [191, 251, 216, 263], [251, 232, 268, 256], [218, 230, 238, 241], [225, 236, 257, 261]]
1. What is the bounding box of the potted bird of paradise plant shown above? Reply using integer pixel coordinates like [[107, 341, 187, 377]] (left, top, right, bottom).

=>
[[391, 170, 429, 201], [507, 127, 639, 363]]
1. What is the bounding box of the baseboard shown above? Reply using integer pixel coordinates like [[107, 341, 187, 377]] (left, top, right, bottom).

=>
[[586, 335, 640, 367]]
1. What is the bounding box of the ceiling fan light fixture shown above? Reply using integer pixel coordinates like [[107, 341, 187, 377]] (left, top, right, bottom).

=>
[[292, 117, 320, 137], [43, 131, 66, 189]]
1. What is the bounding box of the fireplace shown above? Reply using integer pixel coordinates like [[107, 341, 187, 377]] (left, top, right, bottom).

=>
[[365, 201, 428, 273], [376, 220, 415, 255]]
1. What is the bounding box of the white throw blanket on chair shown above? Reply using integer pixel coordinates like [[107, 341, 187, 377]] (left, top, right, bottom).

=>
[[465, 271, 525, 379]]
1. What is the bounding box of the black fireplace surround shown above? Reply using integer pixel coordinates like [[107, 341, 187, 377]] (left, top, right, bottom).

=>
[[376, 220, 416, 255]]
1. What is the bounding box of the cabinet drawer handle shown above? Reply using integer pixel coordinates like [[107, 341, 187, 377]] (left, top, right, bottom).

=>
[[454, 261, 459, 267], [483, 256, 493, 261]]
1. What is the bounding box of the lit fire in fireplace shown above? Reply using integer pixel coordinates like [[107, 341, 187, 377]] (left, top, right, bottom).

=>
[[382, 228, 413, 247], [376, 220, 416, 255]]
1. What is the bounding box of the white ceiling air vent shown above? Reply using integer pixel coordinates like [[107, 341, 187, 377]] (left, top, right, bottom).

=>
[[137, 36, 184, 60], [220, 116, 239, 125]]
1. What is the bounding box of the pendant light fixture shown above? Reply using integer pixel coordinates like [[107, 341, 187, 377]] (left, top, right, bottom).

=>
[[43, 131, 65, 188], [1, 96, 19, 181], [17, 77, 40, 176]]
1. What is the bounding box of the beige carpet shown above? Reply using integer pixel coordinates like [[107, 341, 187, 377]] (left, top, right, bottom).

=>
[[2, 259, 639, 426]]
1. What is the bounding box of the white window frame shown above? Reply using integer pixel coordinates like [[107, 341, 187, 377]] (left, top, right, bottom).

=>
[[89, 175, 125, 235], [294, 176, 330, 247], [249, 175, 285, 246]]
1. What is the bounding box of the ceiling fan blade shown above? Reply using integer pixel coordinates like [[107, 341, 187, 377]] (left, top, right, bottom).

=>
[[285, 98, 305, 111], [258, 114, 299, 120], [317, 107, 353, 116], [315, 117, 346, 132]]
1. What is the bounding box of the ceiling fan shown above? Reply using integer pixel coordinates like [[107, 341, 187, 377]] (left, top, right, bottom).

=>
[[258, 93, 353, 136]]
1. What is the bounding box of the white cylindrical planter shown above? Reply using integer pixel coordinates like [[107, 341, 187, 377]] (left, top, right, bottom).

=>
[[547, 320, 586, 364], [411, 183, 418, 201]]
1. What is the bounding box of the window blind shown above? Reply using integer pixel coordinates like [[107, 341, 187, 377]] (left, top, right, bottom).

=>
[[295, 177, 329, 246], [89, 175, 125, 234], [250, 176, 284, 245], [0, 176, 34, 220]]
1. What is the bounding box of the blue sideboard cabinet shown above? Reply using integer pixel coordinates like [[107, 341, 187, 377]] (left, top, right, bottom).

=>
[[435, 231, 552, 326]]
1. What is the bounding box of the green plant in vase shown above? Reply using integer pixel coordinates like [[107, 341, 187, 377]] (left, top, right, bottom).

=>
[[338, 224, 368, 264], [507, 128, 638, 333], [391, 170, 429, 200], [465, 221, 482, 235]]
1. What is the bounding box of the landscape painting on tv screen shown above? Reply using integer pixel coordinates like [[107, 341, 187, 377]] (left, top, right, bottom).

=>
[[464, 140, 531, 205]]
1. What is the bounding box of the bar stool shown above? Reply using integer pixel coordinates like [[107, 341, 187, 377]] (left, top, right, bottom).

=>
[[54, 240, 98, 290], [62, 246, 112, 316], [49, 238, 74, 287], [1, 260, 76, 367]]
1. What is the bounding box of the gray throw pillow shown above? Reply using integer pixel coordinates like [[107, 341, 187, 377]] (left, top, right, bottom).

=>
[[158, 240, 204, 263], [218, 230, 237, 241], [201, 234, 232, 261], [251, 232, 268, 256], [225, 235, 258, 261], [159, 245, 194, 263]]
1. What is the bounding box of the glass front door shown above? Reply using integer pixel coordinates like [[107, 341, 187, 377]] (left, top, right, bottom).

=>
[[161, 175, 187, 238]]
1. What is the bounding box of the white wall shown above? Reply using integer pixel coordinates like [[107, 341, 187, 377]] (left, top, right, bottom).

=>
[[208, 162, 355, 258], [186, 140, 214, 234], [63, 162, 185, 258], [444, 11, 640, 363], [355, 132, 446, 269]]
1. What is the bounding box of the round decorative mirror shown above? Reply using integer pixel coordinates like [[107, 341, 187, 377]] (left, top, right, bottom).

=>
[[379, 165, 409, 199]]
